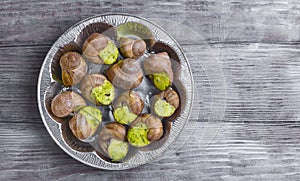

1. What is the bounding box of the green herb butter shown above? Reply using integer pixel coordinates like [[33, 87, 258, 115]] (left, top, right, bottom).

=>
[[127, 123, 150, 147], [113, 106, 137, 125], [79, 106, 102, 128], [151, 72, 170, 91], [98, 41, 118, 65], [154, 99, 176, 117], [108, 139, 129, 161], [91, 80, 115, 105]]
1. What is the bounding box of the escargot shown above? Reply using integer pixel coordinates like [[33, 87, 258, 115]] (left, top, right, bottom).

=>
[[51, 91, 86, 118], [59, 52, 87, 86], [107, 58, 143, 89], [113, 91, 144, 125], [119, 37, 146, 58], [127, 114, 163, 147], [82, 33, 118, 65], [69, 106, 102, 140], [143, 52, 173, 91], [98, 122, 129, 161], [80, 74, 115, 106], [151, 88, 179, 118]]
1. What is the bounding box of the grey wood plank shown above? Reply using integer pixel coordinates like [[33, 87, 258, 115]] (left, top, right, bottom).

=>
[[0, 22, 300, 180], [0, 121, 299, 180], [0, 46, 48, 122], [0, 44, 299, 179], [1, 0, 300, 46], [1, 44, 300, 123], [1, 0, 300, 179], [185, 43, 300, 122]]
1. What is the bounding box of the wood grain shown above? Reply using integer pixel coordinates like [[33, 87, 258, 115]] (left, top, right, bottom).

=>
[[0, 43, 300, 179], [1, 121, 299, 180], [186, 43, 300, 122], [1, 0, 300, 46], [1, 44, 300, 123], [1, 0, 300, 180]]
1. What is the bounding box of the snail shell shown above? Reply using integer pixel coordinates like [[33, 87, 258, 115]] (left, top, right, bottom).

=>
[[51, 91, 86, 118], [113, 91, 144, 115], [150, 88, 180, 118], [119, 37, 146, 58], [69, 106, 102, 140], [143, 52, 173, 82], [98, 122, 127, 156], [117, 22, 156, 48], [158, 88, 180, 109], [131, 114, 163, 142], [80, 74, 112, 105], [59, 52, 87, 86], [69, 114, 95, 140], [107, 59, 143, 89], [82, 33, 118, 64]]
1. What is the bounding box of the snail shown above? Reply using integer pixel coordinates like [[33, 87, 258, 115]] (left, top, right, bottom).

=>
[[113, 91, 144, 125], [80, 74, 115, 106], [127, 114, 163, 147], [151, 88, 179, 118], [82, 33, 118, 65], [98, 122, 129, 161], [143, 52, 173, 91], [119, 37, 146, 58], [59, 52, 88, 86], [69, 106, 102, 140], [51, 91, 86, 118], [107, 58, 143, 89]]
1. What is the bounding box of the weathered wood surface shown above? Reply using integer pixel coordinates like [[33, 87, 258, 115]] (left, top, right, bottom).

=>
[[1, 0, 300, 46], [1, 121, 300, 180], [1, 0, 300, 180]]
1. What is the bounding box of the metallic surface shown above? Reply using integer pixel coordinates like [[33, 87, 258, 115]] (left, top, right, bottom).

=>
[[37, 14, 194, 170]]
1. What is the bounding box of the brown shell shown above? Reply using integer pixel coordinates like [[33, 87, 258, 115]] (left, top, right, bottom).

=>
[[107, 59, 143, 89], [98, 122, 127, 156], [59, 52, 87, 86], [82, 33, 109, 64], [119, 37, 146, 58], [80, 74, 107, 105], [131, 114, 163, 142], [150, 88, 180, 119], [69, 113, 99, 140], [113, 91, 144, 115], [143, 52, 173, 82], [61, 122, 94, 152], [117, 22, 156, 48], [158, 88, 180, 109], [51, 91, 86, 118]]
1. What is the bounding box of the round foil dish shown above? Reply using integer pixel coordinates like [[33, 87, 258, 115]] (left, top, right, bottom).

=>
[[37, 14, 194, 170]]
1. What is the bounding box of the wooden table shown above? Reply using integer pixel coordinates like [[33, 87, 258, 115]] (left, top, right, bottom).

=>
[[1, 0, 300, 180]]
